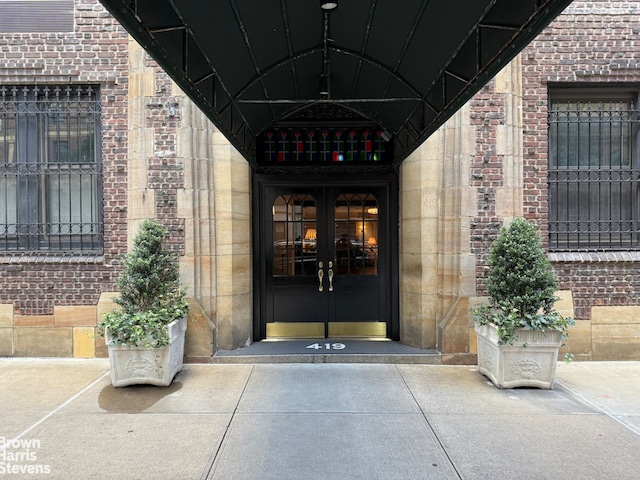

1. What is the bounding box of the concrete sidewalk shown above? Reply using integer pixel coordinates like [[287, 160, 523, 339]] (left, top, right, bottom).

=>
[[0, 359, 639, 479]]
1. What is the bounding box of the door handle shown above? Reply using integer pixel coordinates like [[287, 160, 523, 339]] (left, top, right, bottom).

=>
[[328, 261, 334, 292], [317, 261, 324, 292]]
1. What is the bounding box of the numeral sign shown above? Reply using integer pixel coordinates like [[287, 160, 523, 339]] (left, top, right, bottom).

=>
[[306, 343, 346, 350]]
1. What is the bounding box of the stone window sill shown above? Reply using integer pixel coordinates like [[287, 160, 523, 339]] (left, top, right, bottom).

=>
[[0, 252, 104, 265], [549, 251, 640, 263]]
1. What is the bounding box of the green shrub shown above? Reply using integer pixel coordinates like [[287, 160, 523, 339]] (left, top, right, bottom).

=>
[[98, 220, 188, 347], [471, 217, 573, 345]]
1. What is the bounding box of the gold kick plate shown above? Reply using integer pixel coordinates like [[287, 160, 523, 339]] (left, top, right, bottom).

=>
[[266, 322, 386, 339]]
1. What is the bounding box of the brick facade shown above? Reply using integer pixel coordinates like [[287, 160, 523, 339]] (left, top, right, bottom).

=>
[[142, 60, 185, 255], [469, 82, 507, 292], [524, 1, 640, 322], [0, 1, 187, 358], [470, 1, 640, 327], [0, 1, 129, 319]]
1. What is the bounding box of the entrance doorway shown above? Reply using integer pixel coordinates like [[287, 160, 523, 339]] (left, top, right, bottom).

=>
[[254, 175, 398, 340]]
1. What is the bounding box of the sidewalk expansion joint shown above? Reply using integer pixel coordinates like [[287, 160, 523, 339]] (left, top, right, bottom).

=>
[[555, 380, 640, 438], [395, 365, 463, 480], [199, 364, 256, 480]]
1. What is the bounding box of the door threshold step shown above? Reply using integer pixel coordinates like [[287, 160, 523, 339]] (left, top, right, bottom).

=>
[[211, 340, 441, 364]]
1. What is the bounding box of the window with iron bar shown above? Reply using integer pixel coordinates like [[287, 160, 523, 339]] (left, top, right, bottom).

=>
[[0, 85, 103, 253], [548, 89, 640, 251]]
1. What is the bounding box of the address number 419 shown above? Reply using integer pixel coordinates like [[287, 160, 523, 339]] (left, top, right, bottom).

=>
[[306, 343, 346, 350]]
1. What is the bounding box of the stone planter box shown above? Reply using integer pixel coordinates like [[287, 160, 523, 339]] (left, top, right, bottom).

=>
[[475, 322, 562, 389], [106, 316, 187, 387]]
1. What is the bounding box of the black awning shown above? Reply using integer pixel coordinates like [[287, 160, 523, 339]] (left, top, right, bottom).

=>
[[99, 0, 573, 168]]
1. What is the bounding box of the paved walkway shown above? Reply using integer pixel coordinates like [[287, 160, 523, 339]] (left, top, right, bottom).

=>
[[1, 358, 639, 479]]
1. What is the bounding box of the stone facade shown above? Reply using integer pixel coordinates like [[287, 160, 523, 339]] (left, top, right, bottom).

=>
[[1, 0, 639, 361]]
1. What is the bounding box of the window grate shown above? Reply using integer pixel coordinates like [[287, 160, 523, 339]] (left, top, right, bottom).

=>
[[0, 85, 103, 253], [548, 101, 640, 251]]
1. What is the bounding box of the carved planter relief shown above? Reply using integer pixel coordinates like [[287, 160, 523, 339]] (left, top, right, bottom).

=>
[[106, 316, 187, 387], [475, 322, 562, 389]]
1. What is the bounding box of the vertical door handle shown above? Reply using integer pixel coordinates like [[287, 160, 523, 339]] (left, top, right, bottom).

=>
[[328, 261, 334, 292], [317, 261, 324, 292]]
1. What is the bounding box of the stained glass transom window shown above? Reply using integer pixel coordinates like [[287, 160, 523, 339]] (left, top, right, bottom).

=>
[[258, 127, 392, 166]]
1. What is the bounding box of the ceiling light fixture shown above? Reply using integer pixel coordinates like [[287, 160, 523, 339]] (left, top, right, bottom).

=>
[[319, 74, 330, 98], [319, 1, 338, 11]]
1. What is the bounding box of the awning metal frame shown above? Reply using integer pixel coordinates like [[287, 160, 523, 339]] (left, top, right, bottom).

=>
[[100, 0, 573, 168]]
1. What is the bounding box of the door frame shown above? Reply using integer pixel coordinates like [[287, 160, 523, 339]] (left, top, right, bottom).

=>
[[252, 172, 400, 341]]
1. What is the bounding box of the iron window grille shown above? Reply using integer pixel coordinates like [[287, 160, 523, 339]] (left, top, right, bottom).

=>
[[0, 85, 103, 253], [548, 99, 640, 251]]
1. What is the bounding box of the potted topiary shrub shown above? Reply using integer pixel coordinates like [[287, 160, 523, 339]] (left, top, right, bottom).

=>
[[471, 217, 573, 389], [98, 219, 189, 387]]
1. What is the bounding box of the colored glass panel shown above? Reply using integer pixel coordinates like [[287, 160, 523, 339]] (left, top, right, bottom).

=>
[[258, 127, 392, 165]]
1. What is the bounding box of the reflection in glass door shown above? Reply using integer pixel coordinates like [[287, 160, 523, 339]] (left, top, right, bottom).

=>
[[328, 192, 384, 337], [333, 193, 378, 276], [267, 190, 326, 338], [272, 194, 317, 277]]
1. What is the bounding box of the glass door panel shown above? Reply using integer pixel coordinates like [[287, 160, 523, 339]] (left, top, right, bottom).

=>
[[333, 193, 378, 275], [272, 194, 317, 276]]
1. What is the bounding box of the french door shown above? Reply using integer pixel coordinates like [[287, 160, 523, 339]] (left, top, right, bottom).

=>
[[254, 176, 397, 339]]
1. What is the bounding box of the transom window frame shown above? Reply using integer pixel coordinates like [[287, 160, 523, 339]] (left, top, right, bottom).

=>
[[257, 126, 393, 167], [0, 84, 103, 255], [547, 86, 640, 252]]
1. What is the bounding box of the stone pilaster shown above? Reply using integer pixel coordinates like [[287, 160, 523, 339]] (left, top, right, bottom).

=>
[[494, 55, 523, 219], [400, 98, 478, 357], [211, 138, 252, 351], [399, 125, 442, 349], [436, 102, 477, 357], [175, 97, 251, 354], [127, 39, 156, 245]]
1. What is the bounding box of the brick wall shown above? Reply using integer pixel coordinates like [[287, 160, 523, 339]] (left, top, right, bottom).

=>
[[554, 260, 640, 320], [469, 81, 506, 292], [0, 0, 129, 315], [144, 61, 185, 255], [523, 0, 640, 319], [471, 0, 640, 316]]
